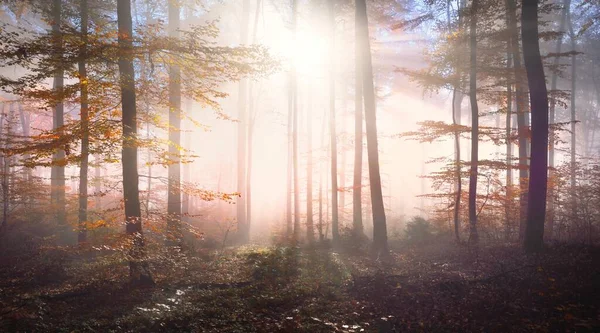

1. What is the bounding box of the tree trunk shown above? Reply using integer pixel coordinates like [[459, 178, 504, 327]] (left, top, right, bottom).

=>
[[286, 77, 293, 237], [328, 0, 340, 246], [566, 0, 577, 219], [319, 108, 327, 241], [507, 0, 529, 240], [467, 0, 479, 245], [166, 0, 182, 245], [1, 104, 8, 229], [78, 0, 89, 244], [95, 155, 102, 210], [292, 0, 300, 241], [246, 0, 261, 240], [52, 0, 66, 226], [505, 38, 513, 241], [522, 0, 549, 253], [356, 0, 387, 256], [547, 0, 567, 240], [452, 89, 462, 242], [182, 113, 191, 221], [117, 0, 154, 286], [306, 87, 315, 243], [353, 1, 364, 237]]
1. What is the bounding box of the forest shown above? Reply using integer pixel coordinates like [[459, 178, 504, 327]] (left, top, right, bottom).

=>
[[0, 0, 599, 331]]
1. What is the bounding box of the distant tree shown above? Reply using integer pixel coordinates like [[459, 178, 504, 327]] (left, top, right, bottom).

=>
[[468, 0, 480, 244], [78, 0, 89, 244], [328, 0, 340, 246], [166, 0, 182, 245], [237, 0, 250, 244]]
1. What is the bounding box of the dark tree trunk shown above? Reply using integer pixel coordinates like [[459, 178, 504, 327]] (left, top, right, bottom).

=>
[[356, 0, 388, 257], [547, 0, 568, 239], [117, 0, 154, 286], [328, 0, 339, 246], [52, 0, 66, 226], [353, 0, 364, 237], [166, 0, 182, 245], [78, 0, 89, 244], [468, 0, 479, 245], [522, 0, 549, 253]]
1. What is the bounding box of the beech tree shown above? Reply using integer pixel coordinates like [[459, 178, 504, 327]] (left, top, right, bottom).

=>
[[522, 0, 549, 252]]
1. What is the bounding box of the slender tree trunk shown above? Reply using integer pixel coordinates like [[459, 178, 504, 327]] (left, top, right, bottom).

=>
[[319, 108, 327, 241], [452, 89, 462, 242], [286, 76, 293, 237], [507, 0, 529, 240], [182, 114, 191, 221], [166, 0, 182, 245], [353, 1, 364, 237], [566, 0, 577, 218], [328, 0, 340, 245], [78, 0, 89, 244], [145, 123, 152, 218], [505, 40, 513, 241], [52, 0, 66, 226], [95, 155, 102, 210], [18, 104, 32, 210], [306, 87, 314, 243], [236, 0, 250, 243], [117, 0, 154, 286], [292, 0, 300, 241], [246, 0, 261, 240], [356, 0, 387, 256], [547, 0, 567, 239], [467, 0, 480, 244], [1, 104, 8, 229], [522, 0, 549, 253]]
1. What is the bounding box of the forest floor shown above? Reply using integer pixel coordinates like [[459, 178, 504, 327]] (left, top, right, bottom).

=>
[[1, 238, 599, 332]]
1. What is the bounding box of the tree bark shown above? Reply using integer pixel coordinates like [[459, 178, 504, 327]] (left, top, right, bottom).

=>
[[117, 0, 154, 286], [468, 0, 479, 245], [78, 0, 89, 244], [166, 0, 182, 245], [356, 0, 387, 256], [522, 0, 549, 253]]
